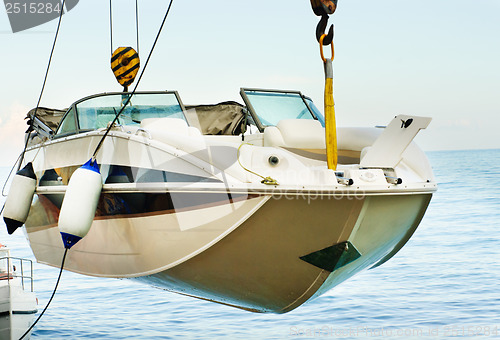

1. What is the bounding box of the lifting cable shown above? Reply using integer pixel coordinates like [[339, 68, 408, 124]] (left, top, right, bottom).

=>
[[16, 0, 67, 170], [135, 0, 140, 55], [92, 0, 175, 161], [1, 0, 67, 206], [109, 0, 140, 55], [109, 0, 113, 55]]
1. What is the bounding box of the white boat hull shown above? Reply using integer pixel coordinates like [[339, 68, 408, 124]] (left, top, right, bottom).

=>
[[25, 180, 432, 312], [0, 282, 37, 340], [19, 112, 436, 313]]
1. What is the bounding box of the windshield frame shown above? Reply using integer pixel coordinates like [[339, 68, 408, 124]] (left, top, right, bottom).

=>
[[53, 91, 187, 139], [240, 88, 322, 132]]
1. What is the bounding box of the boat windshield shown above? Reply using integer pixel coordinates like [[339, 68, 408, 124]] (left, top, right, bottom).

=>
[[76, 92, 186, 131], [55, 92, 186, 136], [241, 89, 318, 130]]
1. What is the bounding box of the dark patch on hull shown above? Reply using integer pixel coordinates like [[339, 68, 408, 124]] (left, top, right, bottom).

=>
[[299, 241, 361, 272]]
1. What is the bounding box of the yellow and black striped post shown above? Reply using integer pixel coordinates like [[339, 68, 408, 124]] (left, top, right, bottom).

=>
[[111, 47, 140, 91]]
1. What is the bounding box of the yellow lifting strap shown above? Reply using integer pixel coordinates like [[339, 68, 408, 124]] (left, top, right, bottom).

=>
[[111, 47, 140, 91], [320, 34, 338, 170]]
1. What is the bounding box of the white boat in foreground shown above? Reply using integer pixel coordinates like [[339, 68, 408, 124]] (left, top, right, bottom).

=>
[[5, 88, 436, 313], [0, 244, 37, 339]]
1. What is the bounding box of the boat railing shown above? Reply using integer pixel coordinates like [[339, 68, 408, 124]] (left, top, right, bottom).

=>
[[0, 256, 34, 292]]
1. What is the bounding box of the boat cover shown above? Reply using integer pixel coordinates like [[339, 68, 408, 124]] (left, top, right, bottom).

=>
[[26, 107, 66, 132], [185, 101, 245, 136]]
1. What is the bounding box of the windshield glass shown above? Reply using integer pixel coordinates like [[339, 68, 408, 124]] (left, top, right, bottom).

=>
[[75, 92, 186, 131], [242, 90, 315, 127], [305, 97, 325, 127], [56, 107, 77, 136]]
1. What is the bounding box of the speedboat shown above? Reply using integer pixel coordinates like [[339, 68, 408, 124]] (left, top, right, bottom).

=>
[[7, 87, 436, 313], [0, 244, 37, 339]]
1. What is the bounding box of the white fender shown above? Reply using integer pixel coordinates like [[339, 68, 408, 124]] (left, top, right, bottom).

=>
[[58, 160, 102, 249], [3, 162, 37, 234]]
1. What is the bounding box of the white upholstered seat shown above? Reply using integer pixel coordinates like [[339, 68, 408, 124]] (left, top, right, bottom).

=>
[[263, 119, 325, 149]]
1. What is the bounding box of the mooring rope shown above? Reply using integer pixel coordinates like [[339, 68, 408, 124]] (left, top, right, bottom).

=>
[[19, 248, 68, 340], [237, 143, 279, 186]]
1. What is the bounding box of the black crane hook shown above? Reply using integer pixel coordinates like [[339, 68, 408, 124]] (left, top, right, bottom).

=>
[[310, 0, 337, 45], [316, 14, 334, 45]]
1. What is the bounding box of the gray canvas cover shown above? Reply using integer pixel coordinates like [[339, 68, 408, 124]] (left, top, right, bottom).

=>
[[26, 107, 66, 132], [185, 101, 245, 136]]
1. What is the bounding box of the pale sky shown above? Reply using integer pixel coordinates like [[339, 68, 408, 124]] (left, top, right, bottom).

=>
[[1, 0, 499, 166]]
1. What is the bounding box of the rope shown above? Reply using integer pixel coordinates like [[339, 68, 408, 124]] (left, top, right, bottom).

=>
[[237, 144, 279, 186], [92, 0, 175, 161], [1, 152, 22, 197], [19, 248, 68, 340], [17, 0, 67, 170], [1, 152, 23, 216]]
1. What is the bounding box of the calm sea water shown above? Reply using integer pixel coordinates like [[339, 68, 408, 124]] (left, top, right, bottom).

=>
[[1, 149, 499, 339]]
